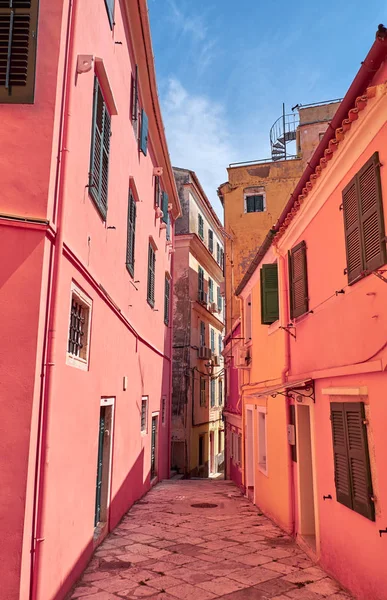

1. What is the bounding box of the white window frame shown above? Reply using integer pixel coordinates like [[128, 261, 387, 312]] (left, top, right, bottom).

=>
[[257, 406, 268, 475], [141, 396, 149, 434], [244, 187, 266, 214], [66, 281, 92, 371]]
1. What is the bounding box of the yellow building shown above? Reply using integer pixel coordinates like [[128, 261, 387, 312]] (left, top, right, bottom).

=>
[[171, 168, 225, 477]]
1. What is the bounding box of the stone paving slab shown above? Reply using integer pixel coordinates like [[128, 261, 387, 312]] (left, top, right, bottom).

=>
[[68, 480, 354, 600]]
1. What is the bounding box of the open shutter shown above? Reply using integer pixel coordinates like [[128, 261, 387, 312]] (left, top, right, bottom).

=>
[[198, 267, 204, 300], [260, 263, 279, 324], [344, 403, 375, 521], [126, 191, 136, 275], [140, 108, 148, 155], [289, 241, 308, 319], [208, 230, 213, 253], [164, 277, 170, 325], [208, 278, 213, 302], [198, 214, 204, 239], [131, 64, 138, 122], [343, 177, 363, 284], [217, 286, 222, 312], [210, 328, 215, 352], [154, 175, 160, 207], [161, 191, 168, 224], [104, 0, 114, 28], [330, 403, 352, 510], [89, 78, 110, 219], [358, 152, 386, 273], [0, 0, 39, 104], [147, 245, 155, 306]]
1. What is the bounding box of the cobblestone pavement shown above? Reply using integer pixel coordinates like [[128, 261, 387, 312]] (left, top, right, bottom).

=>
[[69, 480, 354, 600]]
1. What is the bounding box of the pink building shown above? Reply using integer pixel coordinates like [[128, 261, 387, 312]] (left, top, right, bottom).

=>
[[0, 2, 180, 599]]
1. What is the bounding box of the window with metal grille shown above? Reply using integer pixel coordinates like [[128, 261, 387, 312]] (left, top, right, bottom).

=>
[[330, 402, 374, 521], [208, 229, 214, 253], [210, 378, 216, 407], [104, 0, 114, 28], [126, 190, 136, 276], [0, 0, 39, 104], [147, 243, 156, 307], [89, 77, 111, 219], [141, 396, 148, 433], [342, 152, 386, 285], [218, 379, 223, 406], [245, 194, 265, 213], [198, 214, 204, 239], [67, 289, 91, 367], [288, 241, 308, 319], [161, 397, 166, 424], [164, 275, 170, 325], [200, 377, 206, 407]]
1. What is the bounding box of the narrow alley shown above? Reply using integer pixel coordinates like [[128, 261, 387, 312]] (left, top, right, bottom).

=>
[[69, 481, 353, 600]]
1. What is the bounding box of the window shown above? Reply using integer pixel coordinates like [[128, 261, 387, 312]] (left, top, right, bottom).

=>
[[218, 333, 222, 357], [67, 283, 92, 370], [199, 435, 205, 466], [161, 397, 166, 424], [147, 243, 156, 307], [208, 230, 214, 253], [141, 396, 148, 433], [126, 190, 136, 276], [208, 278, 214, 303], [220, 248, 224, 272], [161, 191, 169, 223], [164, 275, 170, 325], [200, 377, 206, 406], [0, 0, 39, 104], [330, 402, 374, 521], [210, 378, 216, 407], [217, 286, 222, 312], [289, 241, 308, 319], [342, 152, 386, 285], [198, 214, 204, 240], [216, 243, 221, 265], [89, 77, 111, 219], [218, 379, 223, 406], [245, 294, 252, 341], [210, 328, 215, 353], [199, 321, 205, 347], [198, 266, 205, 302], [245, 194, 265, 213], [140, 108, 148, 155], [154, 175, 161, 207], [131, 65, 138, 126], [258, 408, 267, 474], [104, 0, 114, 28], [261, 263, 279, 324]]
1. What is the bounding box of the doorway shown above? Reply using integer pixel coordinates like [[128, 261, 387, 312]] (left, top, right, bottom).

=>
[[297, 405, 317, 550], [95, 398, 114, 528], [245, 406, 254, 500], [151, 415, 158, 480]]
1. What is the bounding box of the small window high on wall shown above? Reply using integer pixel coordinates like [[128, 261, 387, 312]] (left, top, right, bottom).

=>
[[244, 187, 266, 213]]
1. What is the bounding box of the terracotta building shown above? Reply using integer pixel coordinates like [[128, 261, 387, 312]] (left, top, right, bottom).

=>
[[235, 25, 387, 600], [0, 1, 180, 599], [171, 168, 225, 478]]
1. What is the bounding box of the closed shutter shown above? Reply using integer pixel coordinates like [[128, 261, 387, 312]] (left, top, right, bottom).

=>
[[260, 263, 279, 324], [131, 64, 138, 122], [140, 108, 148, 155], [210, 328, 215, 352], [198, 214, 204, 239], [218, 333, 222, 356], [289, 241, 308, 319], [154, 175, 160, 207], [217, 243, 220, 264], [0, 0, 39, 104], [164, 276, 170, 325], [208, 230, 213, 253], [89, 77, 111, 219], [126, 190, 136, 275], [198, 267, 204, 300], [147, 244, 155, 306], [210, 379, 215, 407], [104, 0, 114, 28], [161, 191, 168, 224], [343, 178, 363, 284], [200, 321, 205, 346], [208, 278, 213, 303], [331, 403, 352, 510], [358, 152, 386, 273], [217, 286, 222, 312]]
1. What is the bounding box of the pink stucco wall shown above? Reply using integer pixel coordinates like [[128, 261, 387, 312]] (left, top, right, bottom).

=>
[[0, 2, 178, 599]]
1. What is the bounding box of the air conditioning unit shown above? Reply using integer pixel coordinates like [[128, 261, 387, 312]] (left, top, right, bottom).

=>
[[209, 302, 217, 313], [153, 166, 163, 176], [198, 346, 212, 359], [212, 355, 220, 367], [236, 347, 251, 368], [155, 206, 163, 219], [198, 291, 208, 306]]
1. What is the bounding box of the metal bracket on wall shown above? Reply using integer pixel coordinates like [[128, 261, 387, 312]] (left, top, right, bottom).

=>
[[271, 381, 315, 403], [279, 324, 296, 340], [379, 527, 387, 537], [372, 270, 387, 284]]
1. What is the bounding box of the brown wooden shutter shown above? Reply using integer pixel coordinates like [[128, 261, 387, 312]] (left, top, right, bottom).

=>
[[358, 152, 386, 273], [330, 403, 352, 510], [0, 0, 39, 103], [344, 403, 375, 521], [289, 241, 308, 319], [343, 177, 363, 284]]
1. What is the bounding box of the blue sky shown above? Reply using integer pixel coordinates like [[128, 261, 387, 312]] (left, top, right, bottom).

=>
[[148, 0, 385, 219]]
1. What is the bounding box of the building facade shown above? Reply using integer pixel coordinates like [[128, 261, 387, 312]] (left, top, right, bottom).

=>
[[0, 2, 180, 599], [171, 168, 225, 478], [236, 27, 387, 600]]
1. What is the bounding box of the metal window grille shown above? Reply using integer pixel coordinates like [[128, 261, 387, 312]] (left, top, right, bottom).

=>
[[68, 297, 87, 357], [141, 397, 148, 432]]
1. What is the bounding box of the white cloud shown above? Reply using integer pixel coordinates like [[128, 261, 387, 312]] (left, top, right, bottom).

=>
[[161, 78, 238, 221], [166, 0, 207, 42]]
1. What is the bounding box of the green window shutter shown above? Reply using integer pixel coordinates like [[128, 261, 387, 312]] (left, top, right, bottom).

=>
[[154, 175, 160, 207], [218, 334, 222, 356], [218, 379, 223, 405], [200, 321, 205, 346], [217, 286, 222, 312], [164, 276, 170, 325], [161, 191, 168, 224], [198, 214, 204, 239], [289, 241, 308, 319], [358, 152, 386, 273], [166, 214, 171, 241], [343, 177, 363, 284], [260, 263, 279, 325], [89, 77, 111, 219], [198, 267, 204, 300], [131, 64, 138, 122], [208, 230, 214, 253], [104, 0, 114, 28], [210, 328, 215, 352], [0, 0, 39, 104], [210, 378, 215, 407], [216, 243, 220, 264], [208, 278, 213, 303], [126, 190, 136, 276], [147, 244, 155, 306], [140, 108, 148, 155]]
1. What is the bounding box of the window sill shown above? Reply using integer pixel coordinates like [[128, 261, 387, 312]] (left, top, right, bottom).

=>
[[66, 354, 89, 371], [268, 320, 280, 336]]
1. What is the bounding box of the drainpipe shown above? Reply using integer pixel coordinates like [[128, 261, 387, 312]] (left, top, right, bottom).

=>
[[168, 243, 174, 477], [29, 1, 77, 598]]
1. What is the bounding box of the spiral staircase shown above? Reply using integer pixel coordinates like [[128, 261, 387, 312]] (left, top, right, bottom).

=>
[[269, 104, 299, 161]]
